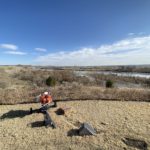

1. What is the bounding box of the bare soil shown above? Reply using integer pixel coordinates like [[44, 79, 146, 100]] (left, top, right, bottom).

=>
[[0, 100, 150, 150]]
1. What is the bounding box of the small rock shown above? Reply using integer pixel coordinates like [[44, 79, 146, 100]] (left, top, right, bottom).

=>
[[101, 122, 108, 125]]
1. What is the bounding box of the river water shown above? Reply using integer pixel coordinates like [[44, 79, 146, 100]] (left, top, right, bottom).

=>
[[75, 71, 150, 79], [97, 71, 150, 79], [75, 71, 150, 88]]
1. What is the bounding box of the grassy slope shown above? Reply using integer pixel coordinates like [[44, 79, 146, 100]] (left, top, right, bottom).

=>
[[0, 66, 150, 104], [0, 101, 150, 150]]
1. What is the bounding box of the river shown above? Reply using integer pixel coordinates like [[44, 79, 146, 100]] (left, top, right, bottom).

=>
[[75, 71, 150, 79]]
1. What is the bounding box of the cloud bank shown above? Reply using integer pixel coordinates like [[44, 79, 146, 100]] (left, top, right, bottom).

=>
[[35, 35, 150, 66]]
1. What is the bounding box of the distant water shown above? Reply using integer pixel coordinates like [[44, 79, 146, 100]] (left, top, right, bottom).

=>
[[75, 71, 150, 79], [97, 71, 150, 79]]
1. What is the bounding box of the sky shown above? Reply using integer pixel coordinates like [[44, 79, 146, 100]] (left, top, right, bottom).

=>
[[0, 0, 150, 66]]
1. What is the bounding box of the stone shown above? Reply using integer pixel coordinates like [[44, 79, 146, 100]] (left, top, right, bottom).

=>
[[79, 123, 96, 136]]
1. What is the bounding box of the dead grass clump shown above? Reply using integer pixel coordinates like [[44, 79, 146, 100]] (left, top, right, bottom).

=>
[[0, 81, 9, 89], [75, 76, 94, 85], [0, 88, 27, 104], [0, 87, 41, 105], [0, 67, 6, 73], [116, 88, 150, 101]]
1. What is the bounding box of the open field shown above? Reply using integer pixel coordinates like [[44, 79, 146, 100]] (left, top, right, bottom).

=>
[[0, 66, 150, 149], [0, 100, 150, 150], [0, 66, 150, 104]]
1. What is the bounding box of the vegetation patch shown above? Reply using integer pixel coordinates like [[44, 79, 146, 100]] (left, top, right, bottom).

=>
[[46, 76, 56, 86], [106, 80, 114, 88], [0, 66, 150, 105]]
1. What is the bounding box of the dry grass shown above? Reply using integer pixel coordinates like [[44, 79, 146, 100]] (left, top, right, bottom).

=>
[[0, 66, 150, 149], [0, 101, 150, 150], [0, 66, 150, 105], [51, 84, 150, 102], [13, 68, 76, 86], [91, 73, 150, 87], [1, 83, 150, 105]]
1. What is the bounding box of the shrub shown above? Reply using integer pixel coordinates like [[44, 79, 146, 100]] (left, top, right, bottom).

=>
[[106, 80, 113, 88], [46, 76, 56, 86], [0, 81, 8, 89], [52, 70, 75, 83]]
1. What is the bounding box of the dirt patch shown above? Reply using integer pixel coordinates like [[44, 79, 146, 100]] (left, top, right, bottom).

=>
[[0, 101, 150, 150]]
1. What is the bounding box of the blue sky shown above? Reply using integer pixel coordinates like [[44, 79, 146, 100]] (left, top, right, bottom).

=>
[[0, 0, 150, 65]]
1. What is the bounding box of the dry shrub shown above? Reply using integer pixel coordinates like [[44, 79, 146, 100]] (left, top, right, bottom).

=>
[[75, 76, 94, 85], [13, 69, 50, 86], [14, 69, 76, 86], [0, 88, 30, 104], [114, 88, 150, 101], [145, 80, 150, 87], [0, 68, 5, 73], [51, 70, 75, 83], [0, 86, 45, 104], [0, 81, 8, 89]]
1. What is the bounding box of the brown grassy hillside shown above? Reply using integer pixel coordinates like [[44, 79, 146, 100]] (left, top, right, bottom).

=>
[[0, 66, 150, 104]]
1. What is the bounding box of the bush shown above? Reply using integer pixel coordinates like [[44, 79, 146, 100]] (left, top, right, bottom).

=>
[[145, 80, 150, 87], [0, 81, 8, 89], [52, 70, 75, 83], [46, 76, 56, 86], [106, 80, 113, 88]]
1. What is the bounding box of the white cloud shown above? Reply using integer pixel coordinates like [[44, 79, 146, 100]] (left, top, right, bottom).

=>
[[128, 33, 135, 36], [35, 35, 150, 66], [5, 51, 27, 55], [0, 43, 27, 56], [128, 32, 145, 36], [0, 44, 18, 50], [35, 48, 47, 52]]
